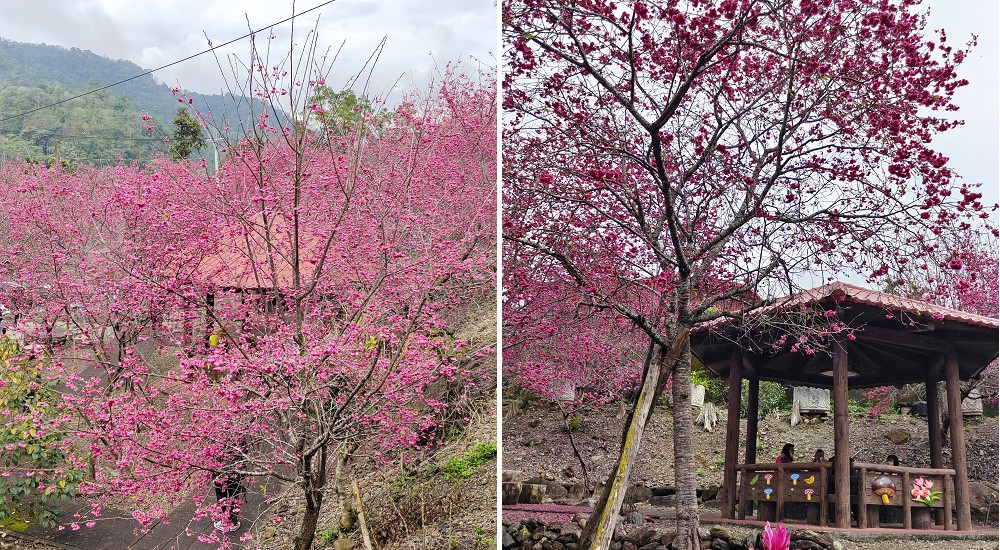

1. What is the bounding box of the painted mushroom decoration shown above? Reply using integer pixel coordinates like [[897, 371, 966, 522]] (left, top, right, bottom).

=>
[[871, 475, 896, 505]]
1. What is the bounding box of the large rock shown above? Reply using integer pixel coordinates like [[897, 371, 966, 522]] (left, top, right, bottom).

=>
[[650, 495, 676, 507], [567, 482, 589, 500], [708, 527, 731, 541], [884, 428, 911, 445], [968, 481, 999, 520], [544, 481, 569, 500], [626, 484, 654, 504], [502, 482, 523, 505], [626, 526, 659, 546], [502, 470, 523, 482], [790, 529, 834, 550], [519, 483, 548, 504], [623, 510, 644, 524]]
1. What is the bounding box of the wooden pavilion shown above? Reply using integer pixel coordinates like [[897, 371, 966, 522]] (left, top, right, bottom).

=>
[[690, 282, 999, 531]]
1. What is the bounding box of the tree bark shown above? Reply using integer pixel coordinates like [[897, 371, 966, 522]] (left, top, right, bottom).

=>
[[671, 337, 699, 550], [580, 328, 690, 549], [294, 488, 324, 550], [334, 449, 357, 531], [294, 443, 328, 550]]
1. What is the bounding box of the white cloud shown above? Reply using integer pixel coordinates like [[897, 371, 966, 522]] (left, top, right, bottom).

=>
[[0, 0, 497, 105]]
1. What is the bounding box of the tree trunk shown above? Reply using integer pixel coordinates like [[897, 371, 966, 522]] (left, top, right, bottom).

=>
[[334, 449, 357, 531], [293, 488, 324, 550], [671, 338, 699, 550], [580, 328, 691, 549], [294, 442, 329, 550]]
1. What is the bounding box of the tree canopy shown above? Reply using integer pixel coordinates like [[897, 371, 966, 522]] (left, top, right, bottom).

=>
[[503, 0, 994, 547]]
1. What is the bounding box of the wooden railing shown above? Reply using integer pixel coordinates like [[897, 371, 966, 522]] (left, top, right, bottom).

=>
[[854, 462, 956, 530], [735, 462, 956, 530]]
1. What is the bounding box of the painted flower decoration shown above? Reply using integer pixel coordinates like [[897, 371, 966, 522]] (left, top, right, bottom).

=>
[[910, 477, 941, 506]]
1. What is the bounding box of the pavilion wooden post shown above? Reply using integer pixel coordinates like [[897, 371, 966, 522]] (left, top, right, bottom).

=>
[[722, 347, 743, 518], [741, 373, 760, 517], [944, 350, 972, 531], [926, 377, 943, 469], [926, 376, 944, 526], [832, 340, 850, 528], [204, 293, 216, 348]]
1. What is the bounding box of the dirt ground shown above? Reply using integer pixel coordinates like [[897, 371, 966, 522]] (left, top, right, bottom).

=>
[[502, 400, 999, 549], [502, 400, 999, 491]]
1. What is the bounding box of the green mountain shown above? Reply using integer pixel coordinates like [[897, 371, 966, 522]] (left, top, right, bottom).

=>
[[0, 80, 168, 165], [0, 38, 274, 165]]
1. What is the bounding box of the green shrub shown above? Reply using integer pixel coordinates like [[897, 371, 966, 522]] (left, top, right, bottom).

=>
[[741, 380, 790, 419], [565, 414, 583, 432], [440, 442, 497, 480], [0, 339, 83, 528], [316, 526, 338, 546], [690, 366, 727, 406]]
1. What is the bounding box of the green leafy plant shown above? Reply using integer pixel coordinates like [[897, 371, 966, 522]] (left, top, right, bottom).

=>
[[566, 414, 583, 432], [742, 380, 790, 419], [691, 362, 727, 405], [0, 339, 82, 527], [473, 524, 494, 550], [316, 526, 338, 545], [440, 442, 497, 480]]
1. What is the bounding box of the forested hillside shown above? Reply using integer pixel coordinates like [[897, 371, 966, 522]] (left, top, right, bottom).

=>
[[0, 81, 168, 165], [0, 38, 271, 165]]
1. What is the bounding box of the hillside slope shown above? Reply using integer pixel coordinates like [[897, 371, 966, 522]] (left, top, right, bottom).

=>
[[0, 38, 271, 136]]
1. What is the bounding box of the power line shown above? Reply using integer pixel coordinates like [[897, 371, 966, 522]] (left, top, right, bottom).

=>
[[0, 0, 337, 124], [0, 132, 163, 142]]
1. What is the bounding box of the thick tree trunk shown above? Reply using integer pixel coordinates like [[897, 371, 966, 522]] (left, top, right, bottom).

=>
[[671, 338, 699, 550], [293, 443, 328, 550], [580, 328, 691, 549], [293, 488, 324, 550], [333, 450, 357, 531]]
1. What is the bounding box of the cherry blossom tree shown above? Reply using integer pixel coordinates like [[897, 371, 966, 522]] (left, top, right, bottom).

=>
[[0, 46, 495, 550], [503, 0, 990, 547], [503, 274, 645, 411]]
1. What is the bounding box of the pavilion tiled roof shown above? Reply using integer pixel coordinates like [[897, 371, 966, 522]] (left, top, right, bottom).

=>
[[194, 213, 323, 291], [695, 281, 999, 333]]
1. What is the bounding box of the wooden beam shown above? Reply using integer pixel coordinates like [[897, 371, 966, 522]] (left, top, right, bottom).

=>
[[926, 377, 943, 469], [945, 350, 972, 530], [741, 374, 760, 518], [832, 340, 850, 528], [857, 326, 946, 352], [722, 347, 743, 519], [927, 374, 944, 527], [928, 354, 946, 380], [844, 341, 885, 377]]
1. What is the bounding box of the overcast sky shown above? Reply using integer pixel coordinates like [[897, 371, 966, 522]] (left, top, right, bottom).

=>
[[924, 0, 999, 206], [0, 0, 497, 105], [0, 1, 992, 202]]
